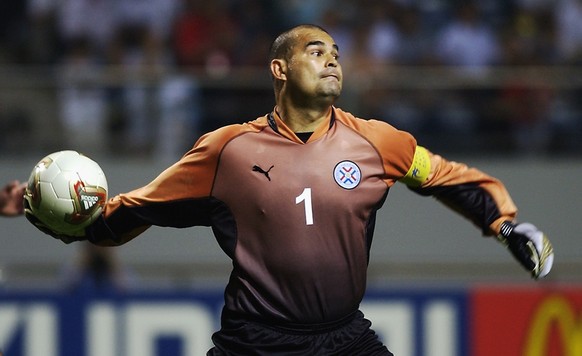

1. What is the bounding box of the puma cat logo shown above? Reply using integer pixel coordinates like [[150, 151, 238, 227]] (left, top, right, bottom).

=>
[[252, 165, 274, 181]]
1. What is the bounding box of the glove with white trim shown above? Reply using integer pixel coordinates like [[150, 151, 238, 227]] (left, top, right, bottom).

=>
[[23, 196, 86, 244], [497, 221, 554, 279]]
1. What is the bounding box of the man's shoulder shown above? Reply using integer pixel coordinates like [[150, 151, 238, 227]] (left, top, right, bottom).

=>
[[203, 115, 270, 143], [334, 106, 416, 151], [333, 107, 406, 135]]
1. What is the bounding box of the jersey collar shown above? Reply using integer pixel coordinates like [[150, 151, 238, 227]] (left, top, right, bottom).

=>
[[268, 107, 336, 143]]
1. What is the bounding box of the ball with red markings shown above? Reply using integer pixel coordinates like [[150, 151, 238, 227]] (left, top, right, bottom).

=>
[[24, 150, 108, 235]]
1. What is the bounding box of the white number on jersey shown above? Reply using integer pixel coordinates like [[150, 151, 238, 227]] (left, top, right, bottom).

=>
[[295, 188, 314, 225]]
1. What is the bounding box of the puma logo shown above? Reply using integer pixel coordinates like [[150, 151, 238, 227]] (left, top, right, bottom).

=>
[[252, 165, 274, 181]]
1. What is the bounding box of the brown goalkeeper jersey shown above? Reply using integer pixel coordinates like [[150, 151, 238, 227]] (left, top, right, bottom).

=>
[[87, 106, 517, 324]]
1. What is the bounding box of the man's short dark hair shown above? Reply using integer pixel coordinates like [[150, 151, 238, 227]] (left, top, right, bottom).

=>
[[268, 24, 329, 63]]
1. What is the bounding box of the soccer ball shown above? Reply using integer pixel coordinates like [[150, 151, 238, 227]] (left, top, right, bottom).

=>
[[24, 150, 108, 235]]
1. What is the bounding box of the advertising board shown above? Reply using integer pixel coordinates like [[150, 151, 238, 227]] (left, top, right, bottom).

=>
[[0, 288, 467, 356]]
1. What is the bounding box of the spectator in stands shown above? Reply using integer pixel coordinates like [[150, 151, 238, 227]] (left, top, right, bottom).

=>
[[0, 1, 28, 63], [363, 1, 400, 66], [319, 7, 356, 70], [106, 0, 181, 155], [53, 0, 118, 60], [58, 36, 108, 156], [172, 0, 240, 73], [26, 0, 60, 64], [232, 0, 281, 67], [432, 2, 498, 138], [393, 5, 435, 66], [435, 1, 501, 76], [497, 8, 556, 154], [554, 0, 582, 63]]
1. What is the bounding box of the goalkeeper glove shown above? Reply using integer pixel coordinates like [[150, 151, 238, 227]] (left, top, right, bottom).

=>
[[497, 221, 554, 279], [23, 197, 86, 244]]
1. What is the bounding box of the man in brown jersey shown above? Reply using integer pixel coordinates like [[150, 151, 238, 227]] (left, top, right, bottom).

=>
[[23, 25, 554, 355]]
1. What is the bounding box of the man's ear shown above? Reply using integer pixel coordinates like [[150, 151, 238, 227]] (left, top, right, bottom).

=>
[[270, 59, 287, 81]]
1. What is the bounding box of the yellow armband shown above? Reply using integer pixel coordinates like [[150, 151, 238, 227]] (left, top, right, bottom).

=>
[[400, 146, 430, 187]]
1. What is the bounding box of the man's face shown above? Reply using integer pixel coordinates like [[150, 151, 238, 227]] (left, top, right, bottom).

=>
[[285, 28, 343, 101]]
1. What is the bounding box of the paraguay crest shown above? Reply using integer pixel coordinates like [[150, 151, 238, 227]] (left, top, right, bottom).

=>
[[333, 160, 361, 189]]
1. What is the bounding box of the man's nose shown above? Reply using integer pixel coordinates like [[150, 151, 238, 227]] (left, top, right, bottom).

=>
[[326, 55, 338, 67]]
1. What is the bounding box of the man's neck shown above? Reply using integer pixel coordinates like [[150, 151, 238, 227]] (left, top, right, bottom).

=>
[[276, 105, 332, 133]]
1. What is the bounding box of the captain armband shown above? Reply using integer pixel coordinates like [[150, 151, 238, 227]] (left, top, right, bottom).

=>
[[399, 146, 431, 187]]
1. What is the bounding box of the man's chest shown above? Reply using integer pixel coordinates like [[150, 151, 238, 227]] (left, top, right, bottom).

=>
[[211, 127, 389, 225]]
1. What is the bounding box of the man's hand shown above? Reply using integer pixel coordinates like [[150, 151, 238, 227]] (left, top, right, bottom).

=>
[[0, 180, 26, 216], [498, 221, 554, 279], [23, 196, 86, 244]]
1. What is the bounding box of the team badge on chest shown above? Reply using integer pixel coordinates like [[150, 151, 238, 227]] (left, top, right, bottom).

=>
[[333, 160, 361, 189]]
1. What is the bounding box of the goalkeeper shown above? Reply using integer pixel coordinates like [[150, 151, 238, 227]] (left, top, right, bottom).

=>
[[22, 24, 554, 355]]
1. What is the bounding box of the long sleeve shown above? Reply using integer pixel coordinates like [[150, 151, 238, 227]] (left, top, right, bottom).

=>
[[405, 149, 517, 236], [86, 121, 265, 246]]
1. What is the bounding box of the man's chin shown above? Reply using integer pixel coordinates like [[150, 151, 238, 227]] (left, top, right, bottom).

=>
[[319, 85, 342, 99]]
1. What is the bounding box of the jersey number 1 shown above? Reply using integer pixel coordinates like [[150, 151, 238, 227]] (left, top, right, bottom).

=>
[[295, 188, 314, 225]]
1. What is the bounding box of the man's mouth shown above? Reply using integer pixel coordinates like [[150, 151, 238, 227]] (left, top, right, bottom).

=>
[[322, 73, 339, 80]]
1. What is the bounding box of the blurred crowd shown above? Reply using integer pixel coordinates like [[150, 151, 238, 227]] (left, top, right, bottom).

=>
[[1, 0, 582, 157], [3, 0, 582, 67]]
